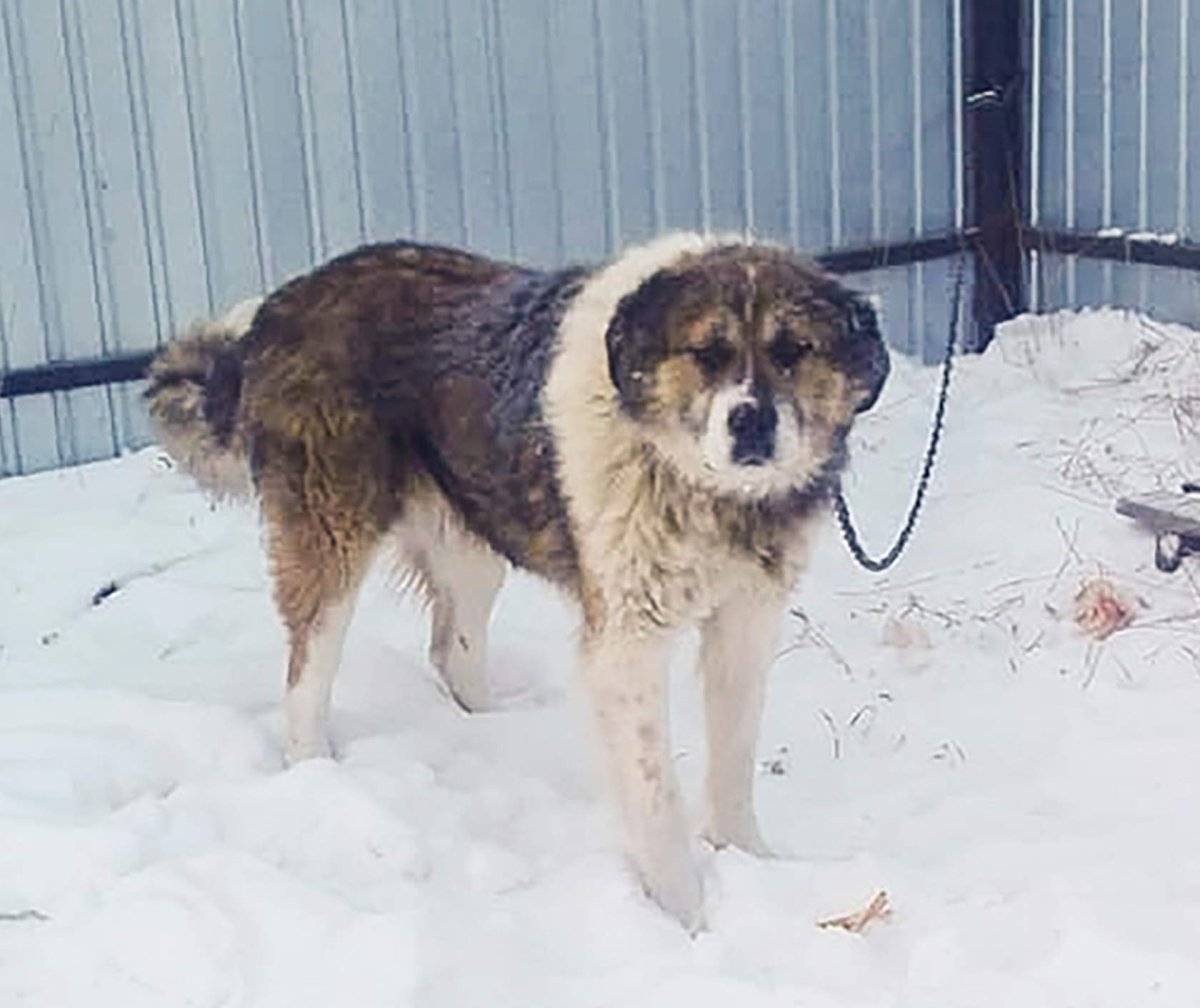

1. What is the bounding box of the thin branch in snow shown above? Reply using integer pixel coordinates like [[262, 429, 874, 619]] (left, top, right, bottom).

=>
[[1048, 516, 1083, 595], [1082, 643, 1102, 689], [783, 608, 854, 678], [0, 909, 48, 923], [87, 547, 213, 611], [817, 708, 842, 760], [848, 703, 875, 740]]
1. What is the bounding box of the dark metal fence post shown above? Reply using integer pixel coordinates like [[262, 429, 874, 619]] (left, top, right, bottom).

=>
[[963, 0, 1026, 350]]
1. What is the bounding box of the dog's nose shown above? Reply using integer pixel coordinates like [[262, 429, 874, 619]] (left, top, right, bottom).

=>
[[728, 400, 777, 465]]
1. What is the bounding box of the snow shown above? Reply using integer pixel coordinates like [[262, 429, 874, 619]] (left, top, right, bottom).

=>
[[5, 306, 1200, 1005], [1094, 227, 1182, 245]]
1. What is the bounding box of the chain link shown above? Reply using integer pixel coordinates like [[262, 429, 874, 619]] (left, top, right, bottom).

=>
[[832, 251, 967, 573]]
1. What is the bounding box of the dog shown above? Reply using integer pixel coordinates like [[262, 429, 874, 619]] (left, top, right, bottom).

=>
[[145, 232, 889, 930]]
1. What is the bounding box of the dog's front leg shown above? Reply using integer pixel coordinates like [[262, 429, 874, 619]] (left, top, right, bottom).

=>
[[582, 626, 704, 932], [699, 587, 786, 855]]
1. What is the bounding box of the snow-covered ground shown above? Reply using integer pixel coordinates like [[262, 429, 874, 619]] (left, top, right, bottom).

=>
[[5, 308, 1200, 1006]]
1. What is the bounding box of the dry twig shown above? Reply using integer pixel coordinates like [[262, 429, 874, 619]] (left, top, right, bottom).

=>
[[818, 891, 892, 934]]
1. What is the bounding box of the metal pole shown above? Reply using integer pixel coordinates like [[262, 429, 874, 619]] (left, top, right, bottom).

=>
[[963, 0, 1026, 349]]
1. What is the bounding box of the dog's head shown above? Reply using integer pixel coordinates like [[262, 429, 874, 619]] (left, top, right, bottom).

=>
[[605, 244, 889, 498]]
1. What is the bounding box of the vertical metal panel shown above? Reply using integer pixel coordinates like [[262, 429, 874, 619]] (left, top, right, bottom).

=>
[[58, 0, 120, 465], [743, 0, 791, 242], [1032, 0, 1200, 326], [788, 1, 833, 250], [929, 0, 960, 234], [442, 0, 511, 258], [402, 1, 466, 247], [0, 400, 16, 477], [241, 0, 315, 281], [0, 390, 12, 477], [599, 0, 657, 245], [875, 0, 912, 242], [1143, 0, 1186, 311], [128, 0, 211, 331], [185, 0, 267, 304], [1070, 0, 1109, 308], [491, 0, 558, 264], [1039, 2, 1071, 301], [72, 0, 159, 450], [1028, 0, 1043, 308], [3, 0, 80, 466], [638, 0, 667, 235], [542, 0, 607, 261], [1179, 0, 1192, 238], [344, 0, 413, 242], [1108, 0, 1143, 308], [0, 0, 41, 475], [10, 396, 59, 475], [1190, 0, 1200, 241], [831, 1, 873, 243], [639, 0, 693, 236], [287, 0, 361, 259], [950, 0, 964, 229], [911, 0, 962, 346], [1035, 253, 1200, 322], [693, 0, 743, 235], [2, 0, 964, 475]]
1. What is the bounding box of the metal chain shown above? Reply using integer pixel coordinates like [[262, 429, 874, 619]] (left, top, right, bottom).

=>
[[832, 250, 967, 573]]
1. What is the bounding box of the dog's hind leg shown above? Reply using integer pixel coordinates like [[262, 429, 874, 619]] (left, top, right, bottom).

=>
[[396, 503, 505, 712], [424, 527, 505, 712], [259, 462, 390, 763], [282, 587, 361, 761], [699, 587, 785, 855]]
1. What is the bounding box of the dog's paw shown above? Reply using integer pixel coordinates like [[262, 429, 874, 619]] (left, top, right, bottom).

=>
[[429, 649, 491, 713], [702, 816, 772, 858], [637, 851, 707, 934], [434, 674, 491, 714], [284, 733, 333, 764], [448, 681, 491, 714]]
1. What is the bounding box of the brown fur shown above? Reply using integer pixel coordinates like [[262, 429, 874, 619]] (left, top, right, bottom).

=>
[[225, 242, 575, 690]]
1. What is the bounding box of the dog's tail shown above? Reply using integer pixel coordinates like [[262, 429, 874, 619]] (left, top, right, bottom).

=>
[[145, 297, 262, 499]]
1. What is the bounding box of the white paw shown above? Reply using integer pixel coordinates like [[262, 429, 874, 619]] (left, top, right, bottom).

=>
[[285, 732, 333, 764], [433, 669, 491, 713], [445, 678, 491, 714], [703, 816, 773, 858], [430, 639, 491, 712], [638, 850, 706, 934]]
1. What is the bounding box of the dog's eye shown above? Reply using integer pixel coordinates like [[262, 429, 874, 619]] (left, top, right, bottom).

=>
[[690, 340, 735, 374], [768, 335, 810, 371]]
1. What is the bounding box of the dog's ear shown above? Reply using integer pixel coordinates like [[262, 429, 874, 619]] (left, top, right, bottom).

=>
[[605, 270, 686, 414], [845, 294, 889, 414]]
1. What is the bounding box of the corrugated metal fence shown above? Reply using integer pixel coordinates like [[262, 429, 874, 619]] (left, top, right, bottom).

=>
[[0, 0, 966, 476], [1029, 0, 1200, 320]]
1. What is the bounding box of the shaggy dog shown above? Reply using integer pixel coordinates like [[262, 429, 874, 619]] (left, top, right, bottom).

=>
[[146, 232, 889, 930]]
